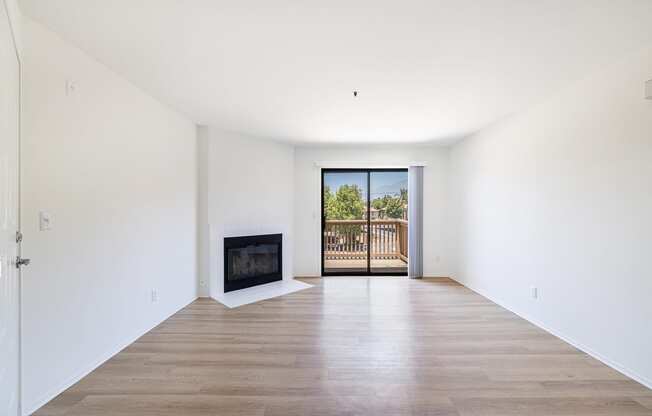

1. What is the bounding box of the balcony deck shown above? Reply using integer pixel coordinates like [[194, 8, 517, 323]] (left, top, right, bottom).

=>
[[324, 258, 408, 274], [324, 219, 408, 274]]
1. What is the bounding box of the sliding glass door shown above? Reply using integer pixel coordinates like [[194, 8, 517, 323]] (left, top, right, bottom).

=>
[[369, 171, 408, 274], [322, 170, 368, 274], [321, 169, 408, 276]]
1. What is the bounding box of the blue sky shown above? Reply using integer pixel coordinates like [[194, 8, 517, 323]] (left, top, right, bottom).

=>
[[324, 171, 407, 199]]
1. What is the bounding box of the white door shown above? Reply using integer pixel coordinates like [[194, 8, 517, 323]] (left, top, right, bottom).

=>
[[0, 0, 21, 414]]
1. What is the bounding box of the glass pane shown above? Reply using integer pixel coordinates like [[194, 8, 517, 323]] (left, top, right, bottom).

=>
[[323, 171, 368, 274], [370, 171, 408, 274], [227, 244, 279, 280]]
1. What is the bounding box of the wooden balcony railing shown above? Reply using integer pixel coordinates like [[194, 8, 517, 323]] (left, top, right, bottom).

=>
[[324, 219, 408, 262]]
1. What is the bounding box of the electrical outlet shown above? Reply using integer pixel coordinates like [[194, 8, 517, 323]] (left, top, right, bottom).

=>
[[531, 286, 538, 299], [151, 289, 158, 303]]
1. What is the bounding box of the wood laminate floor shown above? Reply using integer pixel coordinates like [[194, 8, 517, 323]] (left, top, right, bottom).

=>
[[34, 277, 652, 416]]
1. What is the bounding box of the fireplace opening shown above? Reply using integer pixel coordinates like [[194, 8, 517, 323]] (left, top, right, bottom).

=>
[[224, 233, 282, 292]]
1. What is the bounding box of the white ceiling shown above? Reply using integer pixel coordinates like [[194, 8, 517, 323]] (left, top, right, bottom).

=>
[[20, 0, 652, 144]]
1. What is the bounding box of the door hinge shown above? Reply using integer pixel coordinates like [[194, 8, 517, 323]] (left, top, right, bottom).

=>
[[16, 256, 30, 268], [16, 231, 23, 243]]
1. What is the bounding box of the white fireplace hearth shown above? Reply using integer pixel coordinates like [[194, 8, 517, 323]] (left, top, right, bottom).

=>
[[213, 279, 312, 308]]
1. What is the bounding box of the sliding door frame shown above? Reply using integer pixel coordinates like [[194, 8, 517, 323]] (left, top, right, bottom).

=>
[[321, 168, 408, 277]]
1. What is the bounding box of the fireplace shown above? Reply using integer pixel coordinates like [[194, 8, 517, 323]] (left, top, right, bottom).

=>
[[224, 233, 282, 293]]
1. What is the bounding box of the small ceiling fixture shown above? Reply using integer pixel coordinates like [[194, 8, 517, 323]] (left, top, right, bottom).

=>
[[353, 90, 358, 97]]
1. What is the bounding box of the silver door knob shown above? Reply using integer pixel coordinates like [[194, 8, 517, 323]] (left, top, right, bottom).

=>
[[16, 256, 30, 268]]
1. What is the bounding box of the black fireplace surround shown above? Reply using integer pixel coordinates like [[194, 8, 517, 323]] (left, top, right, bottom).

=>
[[224, 233, 282, 293]]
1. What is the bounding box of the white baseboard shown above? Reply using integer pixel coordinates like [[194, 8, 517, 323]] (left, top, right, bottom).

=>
[[448, 276, 652, 390], [23, 296, 198, 416]]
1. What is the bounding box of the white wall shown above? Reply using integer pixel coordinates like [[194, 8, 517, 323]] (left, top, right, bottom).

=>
[[21, 19, 198, 414], [198, 127, 294, 298], [450, 47, 652, 387], [4, 0, 20, 54], [293, 145, 451, 277], [197, 129, 210, 297]]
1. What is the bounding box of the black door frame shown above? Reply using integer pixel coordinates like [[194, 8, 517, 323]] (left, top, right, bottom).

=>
[[321, 168, 408, 276]]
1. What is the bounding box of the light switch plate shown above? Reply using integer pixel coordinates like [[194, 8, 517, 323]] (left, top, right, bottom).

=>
[[39, 211, 52, 231], [646, 79, 652, 100]]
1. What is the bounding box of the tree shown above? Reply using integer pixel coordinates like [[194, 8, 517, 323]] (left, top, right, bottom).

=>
[[372, 195, 388, 211], [323, 185, 335, 217], [325, 184, 365, 220], [399, 188, 407, 203], [384, 196, 404, 219], [371, 190, 407, 219]]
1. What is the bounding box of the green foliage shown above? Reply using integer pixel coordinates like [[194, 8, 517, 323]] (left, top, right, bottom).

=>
[[384, 197, 405, 219], [323, 185, 334, 216], [371, 197, 386, 210], [370, 188, 407, 219], [324, 184, 365, 220], [400, 188, 407, 202], [325, 185, 408, 221]]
